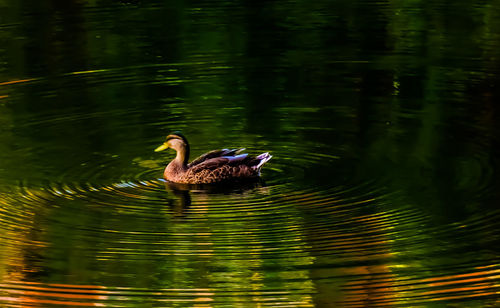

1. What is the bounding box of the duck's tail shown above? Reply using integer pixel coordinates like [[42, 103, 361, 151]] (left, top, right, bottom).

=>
[[254, 152, 272, 171]]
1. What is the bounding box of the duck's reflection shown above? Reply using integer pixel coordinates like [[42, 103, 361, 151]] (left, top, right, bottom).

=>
[[164, 179, 266, 216], [165, 183, 192, 215]]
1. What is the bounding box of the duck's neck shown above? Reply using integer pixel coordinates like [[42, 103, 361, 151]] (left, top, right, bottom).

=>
[[172, 144, 190, 168]]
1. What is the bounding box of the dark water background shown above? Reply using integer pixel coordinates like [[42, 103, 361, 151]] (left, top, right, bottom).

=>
[[1, 0, 500, 306]]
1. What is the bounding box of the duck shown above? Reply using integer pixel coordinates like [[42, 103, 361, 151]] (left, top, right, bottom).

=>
[[155, 132, 272, 184]]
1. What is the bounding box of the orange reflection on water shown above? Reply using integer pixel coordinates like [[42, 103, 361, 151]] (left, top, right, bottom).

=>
[[425, 268, 500, 286], [0, 79, 36, 86], [0, 281, 109, 307], [418, 266, 500, 303], [341, 264, 500, 306]]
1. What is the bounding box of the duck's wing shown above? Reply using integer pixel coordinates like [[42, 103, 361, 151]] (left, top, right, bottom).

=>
[[185, 153, 272, 183], [188, 148, 245, 167], [185, 154, 257, 183], [188, 154, 248, 172]]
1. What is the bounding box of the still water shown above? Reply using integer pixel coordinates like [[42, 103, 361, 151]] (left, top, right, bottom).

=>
[[1, 0, 500, 306]]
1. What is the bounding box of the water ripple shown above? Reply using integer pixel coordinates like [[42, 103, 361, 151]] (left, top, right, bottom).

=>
[[1, 65, 499, 306]]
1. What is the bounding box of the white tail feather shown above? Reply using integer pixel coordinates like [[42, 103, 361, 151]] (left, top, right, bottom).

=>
[[255, 152, 272, 170]]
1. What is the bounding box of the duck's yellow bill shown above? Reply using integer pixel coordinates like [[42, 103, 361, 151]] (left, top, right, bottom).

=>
[[154, 143, 169, 152]]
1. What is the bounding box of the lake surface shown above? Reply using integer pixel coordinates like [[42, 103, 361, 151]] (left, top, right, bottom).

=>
[[1, 0, 500, 306]]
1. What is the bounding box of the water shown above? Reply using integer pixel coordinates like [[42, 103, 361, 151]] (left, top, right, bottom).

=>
[[1, 0, 500, 306]]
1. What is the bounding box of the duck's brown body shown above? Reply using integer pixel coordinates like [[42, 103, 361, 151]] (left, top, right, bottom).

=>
[[156, 133, 272, 184]]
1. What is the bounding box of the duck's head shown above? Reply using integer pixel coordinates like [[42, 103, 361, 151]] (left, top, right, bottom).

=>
[[155, 132, 189, 153]]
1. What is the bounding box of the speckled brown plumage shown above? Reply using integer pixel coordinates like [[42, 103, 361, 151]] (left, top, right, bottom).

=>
[[155, 132, 272, 184]]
